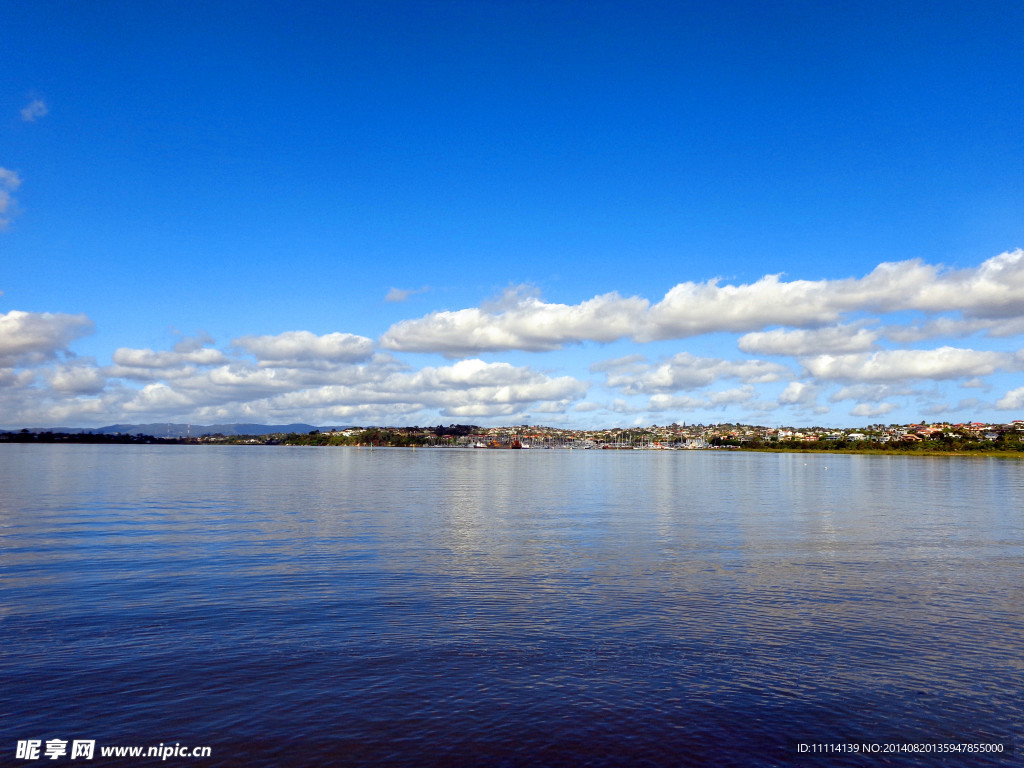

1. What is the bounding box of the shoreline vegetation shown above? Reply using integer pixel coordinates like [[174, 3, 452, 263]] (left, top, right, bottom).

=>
[[3, 421, 1024, 457]]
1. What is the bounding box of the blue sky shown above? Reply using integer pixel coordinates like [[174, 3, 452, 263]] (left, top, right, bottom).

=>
[[3, 0, 1024, 428]]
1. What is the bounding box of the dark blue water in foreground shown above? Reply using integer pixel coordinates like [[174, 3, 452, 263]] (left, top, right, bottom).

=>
[[1, 445, 1021, 767]]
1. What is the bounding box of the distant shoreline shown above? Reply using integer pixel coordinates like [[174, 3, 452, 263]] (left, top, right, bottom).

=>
[[2, 433, 1022, 458]]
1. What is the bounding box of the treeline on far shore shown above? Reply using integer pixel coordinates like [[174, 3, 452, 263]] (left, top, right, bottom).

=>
[[0, 425, 477, 448], [0, 430, 187, 444]]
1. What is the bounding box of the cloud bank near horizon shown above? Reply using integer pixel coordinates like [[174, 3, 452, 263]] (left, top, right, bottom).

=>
[[380, 250, 1024, 355], [3, 251, 1024, 428]]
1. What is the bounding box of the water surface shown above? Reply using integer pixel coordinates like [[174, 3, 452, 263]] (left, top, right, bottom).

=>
[[1, 445, 1020, 766]]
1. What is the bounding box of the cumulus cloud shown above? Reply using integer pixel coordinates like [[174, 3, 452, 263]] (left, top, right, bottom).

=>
[[829, 383, 918, 403], [0, 168, 21, 188], [904, 249, 1024, 318], [394, 359, 587, 416], [379, 250, 1024, 356], [657, 249, 1024, 332], [108, 336, 238, 383], [233, 330, 374, 366], [20, 99, 48, 122], [739, 325, 879, 356], [778, 381, 820, 408], [598, 351, 790, 395], [49, 361, 107, 394], [122, 383, 196, 413], [589, 353, 646, 372], [850, 402, 898, 418], [210, 358, 586, 421], [385, 286, 429, 303], [0, 168, 23, 229], [380, 287, 649, 356], [9, 250, 1024, 428], [645, 274, 852, 339], [87, 349, 588, 426], [173, 332, 216, 353], [996, 387, 1024, 411], [802, 347, 1016, 382], [112, 346, 228, 370], [109, 340, 231, 383], [648, 386, 759, 412], [14, 330, 390, 426], [0, 310, 94, 365], [882, 316, 1024, 343]]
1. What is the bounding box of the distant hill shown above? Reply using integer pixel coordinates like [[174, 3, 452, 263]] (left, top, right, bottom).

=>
[[16, 423, 353, 438]]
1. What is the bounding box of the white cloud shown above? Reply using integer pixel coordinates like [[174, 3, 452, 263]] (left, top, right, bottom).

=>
[[0, 367, 35, 389], [173, 332, 216, 353], [8, 250, 1024, 428], [233, 330, 374, 366], [648, 385, 758, 412], [960, 378, 989, 390], [122, 383, 196, 413], [778, 381, 820, 407], [599, 352, 790, 394], [883, 316, 1024, 343], [112, 346, 228, 370], [802, 347, 1015, 382], [739, 325, 879, 356], [197, 401, 425, 425], [611, 398, 642, 414], [49, 361, 107, 395], [0, 310, 94, 365], [920, 398, 983, 416], [0, 168, 23, 229], [850, 402, 898, 418], [380, 288, 649, 356], [590, 353, 647, 373], [996, 387, 1024, 411], [629, 258, 945, 340], [0, 168, 21, 188], [905, 249, 1024, 318], [707, 386, 760, 406], [398, 359, 588, 416], [645, 274, 848, 339], [647, 394, 703, 411], [830, 383, 917, 403], [94, 354, 588, 426], [385, 286, 429, 303], [379, 250, 1024, 356], [20, 99, 48, 122]]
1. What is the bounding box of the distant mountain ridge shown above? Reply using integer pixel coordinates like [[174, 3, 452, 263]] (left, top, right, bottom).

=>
[[15, 423, 352, 438]]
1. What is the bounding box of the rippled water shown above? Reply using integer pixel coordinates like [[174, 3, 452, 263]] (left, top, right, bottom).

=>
[[1, 445, 1021, 766]]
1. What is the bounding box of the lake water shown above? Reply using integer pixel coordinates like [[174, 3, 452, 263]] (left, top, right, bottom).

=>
[[1, 445, 1021, 766]]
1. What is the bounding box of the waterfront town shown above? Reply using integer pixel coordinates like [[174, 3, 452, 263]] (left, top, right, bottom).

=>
[[201, 420, 1024, 451]]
